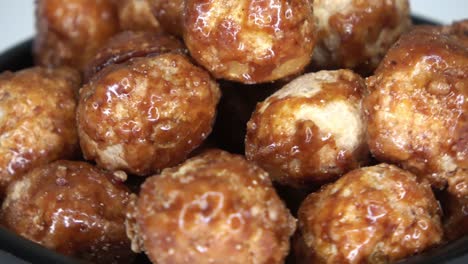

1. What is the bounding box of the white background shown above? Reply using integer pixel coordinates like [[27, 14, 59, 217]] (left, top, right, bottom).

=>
[[0, 0, 467, 53]]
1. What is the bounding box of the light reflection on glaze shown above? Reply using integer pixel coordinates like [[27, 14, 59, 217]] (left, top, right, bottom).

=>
[[193, 2, 212, 37], [147, 106, 160, 122], [220, 19, 241, 40], [248, 0, 282, 30], [105, 79, 130, 104], [366, 203, 387, 223], [49, 207, 100, 234], [421, 55, 449, 70], [344, 228, 372, 262], [6, 150, 31, 175], [227, 212, 245, 232], [178, 191, 225, 233]]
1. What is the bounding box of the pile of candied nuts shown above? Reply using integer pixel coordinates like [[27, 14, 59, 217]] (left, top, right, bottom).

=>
[[0, 1, 466, 264]]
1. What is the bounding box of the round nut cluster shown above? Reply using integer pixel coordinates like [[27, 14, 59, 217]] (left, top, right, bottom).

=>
[[246, 70, 369, 187], [365, 24, 468, 197], [1, 161, 134, 263], [127, 150, 296, 264], [0, 67, 80, 193], [296, 164, 443, 263], [183, 0, 317, 83], [77, 53, 221, 176]]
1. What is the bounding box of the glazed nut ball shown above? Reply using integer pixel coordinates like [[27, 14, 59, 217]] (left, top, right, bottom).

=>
[[311, 0, 411, 74], [148, 0, 184, 37], [84, 31, 186, 81], [77, 53, 221, 176], [295, 164, 443, 264], [117, 0, 162, 33], [184, 0, 317, 84], [0, 67, 80, 194], [365, 22, 468, 197], [35, 0, 120, 71], [1, 161, 133, 263], [126, 150, 296, 264], [246, 70, 369, 187]]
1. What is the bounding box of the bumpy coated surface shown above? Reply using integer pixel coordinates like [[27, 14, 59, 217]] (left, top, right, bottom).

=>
[[246, 70, 369, 187], [35, 0, 120, 71], [184, 0, 316, 83], [365, 22, 468, 197], [127, 150, 296, 264], [311, 0, 411, 74], [84, 31, 186, 81], [0, 67, 80, 194], [1, 161, 133, 263], [296, 164, 443, 264], [117, 0, 161, 33], [148, 0, 184, 37], [78, 53, 221, 176]]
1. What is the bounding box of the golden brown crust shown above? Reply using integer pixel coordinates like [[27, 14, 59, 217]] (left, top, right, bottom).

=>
[[148, 0, 184, 37], [0, 67, 80, 195], [84, 31, 187, 81], [124, 194, 145, 253], [131, 149, 296, 264], [34, 0, 120, 71], [365, 23, 468, 197], [1, 160, 134, 263], [246, 70, 369, 187], [296, 164, 443, 264], [311, 0, 411, 75], [77, 53, 221, 176], [183, 0, 317, 84], [117, 0, 161, 33]]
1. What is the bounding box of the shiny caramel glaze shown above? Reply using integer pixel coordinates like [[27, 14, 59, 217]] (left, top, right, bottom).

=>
[[34, 0, 120, 71], [1, 160, 134, 263], [84, 31, 187, 81], [295, 164, 443, 264], [148, 0, 184, 37], [117, 0, 161, 33], [77, 53, 221, 176], [0, 67, 80, 195], [438, 191, 468, 241], [184, 0, 316, 84], [365, 22, 468, 198], [127, 149, 296, 264], [246, 70, 369, 188], [311, 0, 411, 75]]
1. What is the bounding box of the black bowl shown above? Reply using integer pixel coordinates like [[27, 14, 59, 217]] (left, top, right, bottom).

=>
[[0, 16, 466, 264]]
